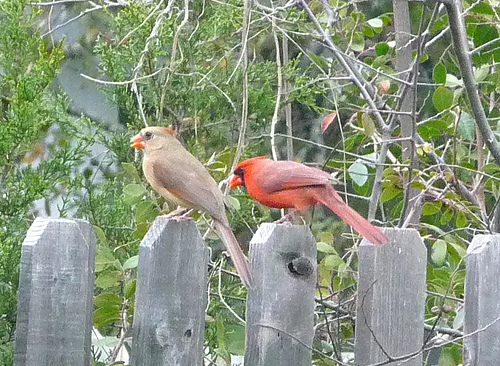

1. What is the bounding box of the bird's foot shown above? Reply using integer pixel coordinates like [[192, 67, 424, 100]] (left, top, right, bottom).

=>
[[275, 210, 297, 225], [162, 207, 194, 221]]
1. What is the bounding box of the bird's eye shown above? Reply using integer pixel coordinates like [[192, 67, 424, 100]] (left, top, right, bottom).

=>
[[234, 168, 244, 178], [144, 131, 153, 140]]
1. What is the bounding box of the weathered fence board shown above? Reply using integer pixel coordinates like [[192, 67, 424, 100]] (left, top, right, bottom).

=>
[[14, 218, 96, 366], [464, 235, 500, 365], [354, 228, 426, 365], [245, 223, 317, 366], [130, 217, 209, 366]]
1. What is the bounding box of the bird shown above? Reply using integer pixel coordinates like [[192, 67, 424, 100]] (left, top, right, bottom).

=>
[[229, 156, 388, 245], [131, 126, 254, 288]]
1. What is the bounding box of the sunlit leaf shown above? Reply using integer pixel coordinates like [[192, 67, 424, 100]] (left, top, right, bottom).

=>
[[123, 255, 139, 270], [317, 242, 337, 254], [431, 240, 447, 267], [367, 18, 383, 28], [348, 162, 368, 186]]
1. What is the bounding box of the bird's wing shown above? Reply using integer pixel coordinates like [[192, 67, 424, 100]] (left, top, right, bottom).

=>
[[254, 161, 333, 193], [146, 152, 226, 220]]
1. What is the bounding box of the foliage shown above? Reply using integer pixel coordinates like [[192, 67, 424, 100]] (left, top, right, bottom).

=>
[[4, 0, 500, 364]]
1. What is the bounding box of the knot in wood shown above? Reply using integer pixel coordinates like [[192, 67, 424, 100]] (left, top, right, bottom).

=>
[[289, 257, 313, 276]]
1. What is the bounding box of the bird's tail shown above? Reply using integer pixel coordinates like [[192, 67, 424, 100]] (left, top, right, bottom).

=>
[[213, 220, 254, 289], [313, 187, 388, 245]]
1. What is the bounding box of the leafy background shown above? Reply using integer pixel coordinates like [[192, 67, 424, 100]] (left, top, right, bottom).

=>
[[2, 0, 500, 365]]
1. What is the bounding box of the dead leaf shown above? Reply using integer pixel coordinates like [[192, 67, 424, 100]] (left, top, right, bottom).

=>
[[321, 112, 337, 133], [378, 80, 390, 94]]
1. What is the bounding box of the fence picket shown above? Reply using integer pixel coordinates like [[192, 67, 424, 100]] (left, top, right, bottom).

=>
[[245, 223, 317, 366], [354, 228, 426, 365], [14, 218, 96, 366], [464, 234, 500, 365], [130, 217, 208, 366]]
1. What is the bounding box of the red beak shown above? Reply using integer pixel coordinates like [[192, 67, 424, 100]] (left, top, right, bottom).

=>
[[131, 134, 145, 149], [229, 174, 243, 189]]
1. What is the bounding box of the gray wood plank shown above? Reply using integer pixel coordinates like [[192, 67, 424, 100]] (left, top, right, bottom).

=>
[[14, 218, 96, 366], [464, 235, 500, 365], [130, 217, 208, 366], [354, 228, 426, 365], [244, 223, 317, 366]]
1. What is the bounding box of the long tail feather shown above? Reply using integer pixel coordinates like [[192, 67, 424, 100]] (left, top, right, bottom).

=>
[[213, 220, 254, 289], [313, 187, 388, 245]]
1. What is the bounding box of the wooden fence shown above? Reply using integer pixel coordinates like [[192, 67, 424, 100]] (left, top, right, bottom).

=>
[[12, 217, 500, 366]]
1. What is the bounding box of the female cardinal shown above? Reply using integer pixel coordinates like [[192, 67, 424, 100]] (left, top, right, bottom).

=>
[[229, 156, 388, 245], [131, 127, 254, 288]]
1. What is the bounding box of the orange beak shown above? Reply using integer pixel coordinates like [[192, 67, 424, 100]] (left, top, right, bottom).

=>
[[131, 134, 145, 149], [229, 174, 243, 189]]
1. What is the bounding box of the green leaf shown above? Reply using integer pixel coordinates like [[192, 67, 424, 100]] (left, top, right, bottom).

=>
[[96, 271, 122, 288], [307, 52, 328, 70], [433, 63, 446, 84], [440, 206, 454, 225], [458, 112, 476, 141], [483, 162, 500, 174], [367, 18, 383, 28], [96, 245, 116, 272], [422, 202, 441, 216], [375, 42, 389, 56], [431, 240, 447, 267], [94, 306, 121, 329], [474, 65, 489, 82], [432, 86, 454, 112], [360, 113, 375, 137], [456, 211, 467, 228], [317, 242, 337, 254], [121, 162, 141, 182], [320, 231, 334, 244], [133, 222, 149, 240], [351, 32, 365, 52], [226, 195, 240, 211], [225, 324, 246, 355], [92, 336, 120, 348], [348, 162, 368, 187], [136, 201, 159, 223], [123, 184, 146, 205], [380, 185, 401, 203], [95, 293, 122, 308], [123, 255, 139, 270], [125, 280, 137, 300], [323, 254, 345, 270]]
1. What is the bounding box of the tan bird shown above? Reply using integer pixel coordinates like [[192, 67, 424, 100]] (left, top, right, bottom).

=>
[[131, 126, 254, 289]]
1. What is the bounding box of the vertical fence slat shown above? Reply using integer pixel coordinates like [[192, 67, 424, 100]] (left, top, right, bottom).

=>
[[14, 218, 96, 366], [354, 228, 426, 365], [245, 223, 317, 366], [464, 235, 500, 365], [130, 217, 208, 366]]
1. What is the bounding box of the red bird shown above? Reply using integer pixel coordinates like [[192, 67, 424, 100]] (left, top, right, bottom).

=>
[[229, 157, 388, 245]]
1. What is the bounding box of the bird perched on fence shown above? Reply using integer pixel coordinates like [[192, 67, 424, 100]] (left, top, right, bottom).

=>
[[229, 156, 388, 245], [131, 126, 254, 289]]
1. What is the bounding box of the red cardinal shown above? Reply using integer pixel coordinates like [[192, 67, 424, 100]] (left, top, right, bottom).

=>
[[229, 156, 388, 245]]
